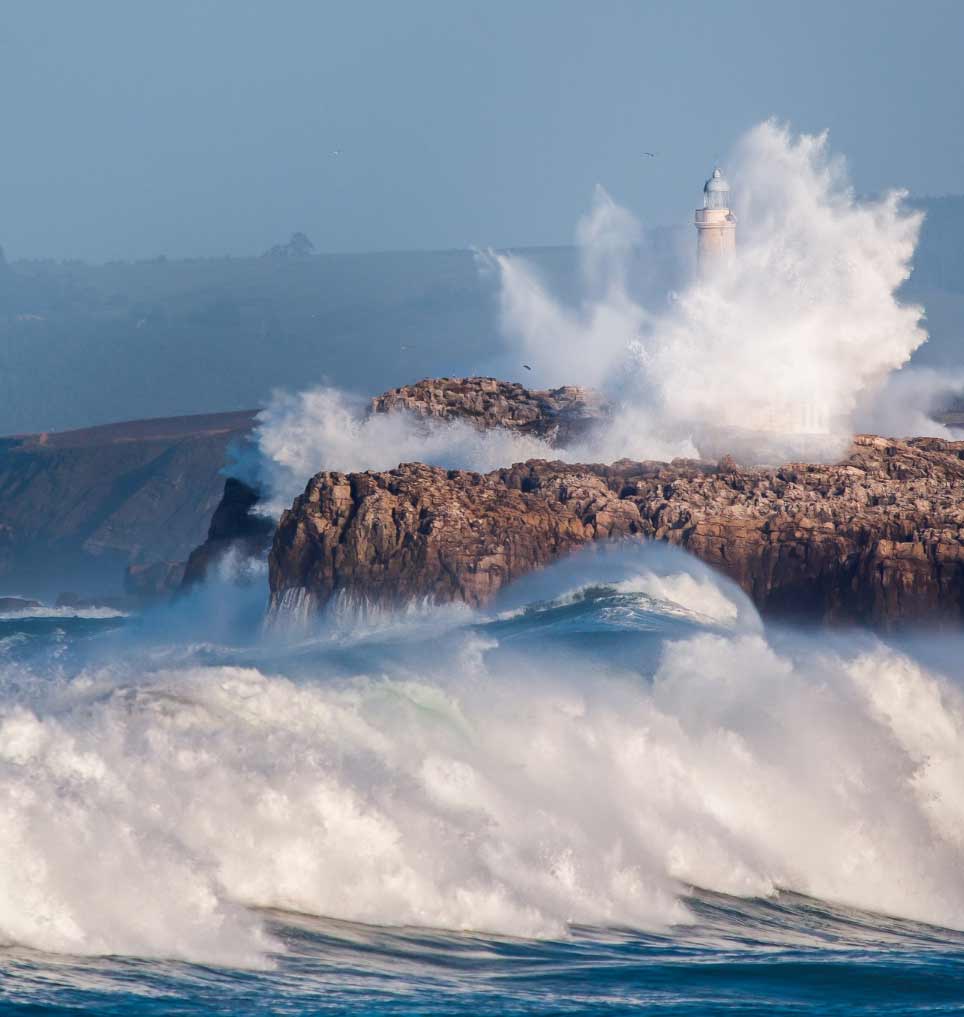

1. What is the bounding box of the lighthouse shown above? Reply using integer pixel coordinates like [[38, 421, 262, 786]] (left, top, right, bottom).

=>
[[694, 167, 736, 264]]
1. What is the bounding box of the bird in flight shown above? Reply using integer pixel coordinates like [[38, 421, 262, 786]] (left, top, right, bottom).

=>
[[523, 364, 532, 371], [642, 152, 657, 157]]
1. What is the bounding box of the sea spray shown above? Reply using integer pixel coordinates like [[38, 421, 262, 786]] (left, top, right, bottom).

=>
[[252, 387, 560, 514], [492, 120, 927, 463], [247, 121, 931, 522], [4, 547, 964, 965]]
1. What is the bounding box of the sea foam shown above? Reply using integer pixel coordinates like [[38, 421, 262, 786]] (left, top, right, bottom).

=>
[[2, 548, 964, 965]]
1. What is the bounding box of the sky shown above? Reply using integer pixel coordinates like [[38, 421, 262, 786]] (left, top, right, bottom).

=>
[[1, 0, 963, 262]]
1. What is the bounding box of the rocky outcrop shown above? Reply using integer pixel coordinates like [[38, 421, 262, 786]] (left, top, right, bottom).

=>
[[181, 478, 274, 587], [0, 597, 41, 613], [370, 377, 608, 444], [182, 377, 606, 591], [268, 435, 964, 628]]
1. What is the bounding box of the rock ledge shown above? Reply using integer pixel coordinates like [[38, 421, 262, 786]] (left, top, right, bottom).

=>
[[268, 435, 964, 628]]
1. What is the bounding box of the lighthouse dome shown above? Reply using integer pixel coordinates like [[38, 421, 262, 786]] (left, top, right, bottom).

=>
[[703, 167, 730, 209]]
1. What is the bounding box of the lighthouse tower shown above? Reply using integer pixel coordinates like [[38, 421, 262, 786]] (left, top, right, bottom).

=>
[[694, 167, 736, 264]]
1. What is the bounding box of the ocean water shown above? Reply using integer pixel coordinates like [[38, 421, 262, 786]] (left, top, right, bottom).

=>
[[3, 545, 964, 1014]]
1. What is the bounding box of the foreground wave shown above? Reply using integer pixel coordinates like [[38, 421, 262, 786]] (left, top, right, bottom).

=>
[[6, 891, 964, 1015], [2, 544, 964, 1013]]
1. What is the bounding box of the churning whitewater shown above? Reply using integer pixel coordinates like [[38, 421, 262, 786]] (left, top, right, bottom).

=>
[[3, 120, 961, 1015], [492, 121, 928, 463], [4, 546, 964, 974]]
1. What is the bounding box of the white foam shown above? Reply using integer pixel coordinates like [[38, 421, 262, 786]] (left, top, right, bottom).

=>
[[253, 388, 559, 514], [610, 571, 740, 625], [0, 606, 129, 621], [493, 120, 929, 463], [5, 622, 964, 964], [249, 121, 932, 526]]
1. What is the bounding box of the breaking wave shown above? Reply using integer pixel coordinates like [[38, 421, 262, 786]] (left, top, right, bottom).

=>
[[492, 120, 928, 463], [0, 605, 128, 621], [2, 546, 964, 969], [244, 119, 934, 524]]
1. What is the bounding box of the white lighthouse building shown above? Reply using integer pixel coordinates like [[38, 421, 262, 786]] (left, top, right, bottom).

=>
[[694, 167, 736, 264]]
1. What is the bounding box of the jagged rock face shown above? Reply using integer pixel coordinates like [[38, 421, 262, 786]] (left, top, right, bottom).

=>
[[181, 478, 274, 587], [268, 435, 964, 629], [370, 377, 608, 445]]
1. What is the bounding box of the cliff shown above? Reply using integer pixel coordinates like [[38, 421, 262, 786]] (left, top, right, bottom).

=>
[[0, 410, 256, 596], [181, 478, 274, 587], [268, 435, 964, 628]]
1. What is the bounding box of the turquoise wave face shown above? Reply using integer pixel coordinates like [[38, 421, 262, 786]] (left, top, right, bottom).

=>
[[2, 543, 964, 1014]]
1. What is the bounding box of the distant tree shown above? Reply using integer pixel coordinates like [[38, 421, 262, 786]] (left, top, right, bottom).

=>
[[263, 232, 316, 259], [287, 231, 314, 258]]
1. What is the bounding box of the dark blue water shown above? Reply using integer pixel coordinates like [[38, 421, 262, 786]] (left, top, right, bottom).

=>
[[2, 548, 964, 1015], [6, 894, 964, 1015], [5, 892, 964, 1014]]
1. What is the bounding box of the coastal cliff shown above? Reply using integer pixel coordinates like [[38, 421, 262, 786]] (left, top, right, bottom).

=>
[[0, 410, 256, 596], [181, 478, 274, 586], [268, 435, 964, 628]]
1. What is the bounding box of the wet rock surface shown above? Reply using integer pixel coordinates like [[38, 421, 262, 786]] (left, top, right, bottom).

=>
[[181, 478, 274, 587], [269, 435, 964, 628], [370, 377, 608, 444]]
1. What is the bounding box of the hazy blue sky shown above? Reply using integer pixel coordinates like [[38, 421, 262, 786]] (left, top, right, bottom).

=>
[[2, 0, 962, 261]]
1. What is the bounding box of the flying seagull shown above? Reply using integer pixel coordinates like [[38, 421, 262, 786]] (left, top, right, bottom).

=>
[[523, 364, 532, 371], [642, 152, 657, 157]]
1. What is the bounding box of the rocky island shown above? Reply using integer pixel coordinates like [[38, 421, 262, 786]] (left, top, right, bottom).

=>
[[268, 431, 964, 628], [6, 374, 963, 629]]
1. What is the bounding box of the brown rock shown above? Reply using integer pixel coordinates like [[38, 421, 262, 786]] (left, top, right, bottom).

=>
[[370, 377, 608, 444], [268, 435, 964, 629]]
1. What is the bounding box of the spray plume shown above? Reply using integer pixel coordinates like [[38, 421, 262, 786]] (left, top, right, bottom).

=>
[[493, 120, 928, 463], [251, 120, 934, 514]]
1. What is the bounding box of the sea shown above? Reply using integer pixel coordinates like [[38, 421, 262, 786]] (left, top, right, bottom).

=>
[[2, 543, 964, 1015]]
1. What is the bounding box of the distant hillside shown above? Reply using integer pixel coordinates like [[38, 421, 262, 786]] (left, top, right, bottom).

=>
[[0, 197, 959, 435], [0, 248, 524, 435], [0, 231, 683, 436]]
